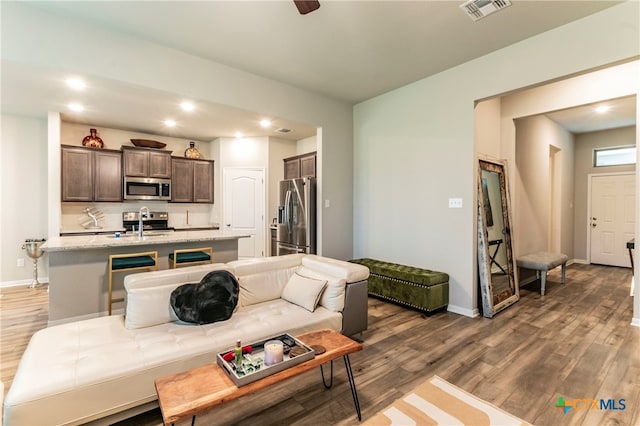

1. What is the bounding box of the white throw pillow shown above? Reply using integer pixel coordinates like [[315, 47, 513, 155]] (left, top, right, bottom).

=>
[[296, 266, 346, 312], [281, 273, 327, 312]]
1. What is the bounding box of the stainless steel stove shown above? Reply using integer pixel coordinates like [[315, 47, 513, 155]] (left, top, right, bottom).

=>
[[122, 211, 174, 233]]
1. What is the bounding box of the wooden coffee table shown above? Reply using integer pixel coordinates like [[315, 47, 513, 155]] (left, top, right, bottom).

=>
[[154, 329, 363, 425]]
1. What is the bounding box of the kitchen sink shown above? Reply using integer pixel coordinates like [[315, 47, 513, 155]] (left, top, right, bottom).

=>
[[104, 232, 172, 239], [104, 234, 135, 239]]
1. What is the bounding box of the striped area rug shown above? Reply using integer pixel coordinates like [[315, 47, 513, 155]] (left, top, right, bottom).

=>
[[365, 375, 531, 426]]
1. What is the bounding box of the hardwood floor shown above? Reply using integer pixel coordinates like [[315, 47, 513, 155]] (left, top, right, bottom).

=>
[[1, 264, 638, 425], [0, 285, 48, 393]]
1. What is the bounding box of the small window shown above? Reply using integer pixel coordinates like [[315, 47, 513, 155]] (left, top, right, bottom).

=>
[[594, 146, 636, 167]]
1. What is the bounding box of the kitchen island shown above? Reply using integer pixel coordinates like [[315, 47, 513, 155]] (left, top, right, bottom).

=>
[[42, 230, 250, 325]]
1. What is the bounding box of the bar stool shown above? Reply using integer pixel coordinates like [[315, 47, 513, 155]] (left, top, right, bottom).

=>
[[168, 247, 213, 269], [108, 251, 158, 315]]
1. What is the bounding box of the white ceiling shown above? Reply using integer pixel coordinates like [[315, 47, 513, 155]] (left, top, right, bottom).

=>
[[545, 96, 637, 134], [1, 0, 634, 141]]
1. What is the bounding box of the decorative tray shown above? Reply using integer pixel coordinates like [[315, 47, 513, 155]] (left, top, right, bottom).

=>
[[216, 334, 314, 387], [130, 139, 167, 149]]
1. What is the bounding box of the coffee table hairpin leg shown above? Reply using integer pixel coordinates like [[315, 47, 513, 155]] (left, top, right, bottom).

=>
[[320, 356, 362, 421]]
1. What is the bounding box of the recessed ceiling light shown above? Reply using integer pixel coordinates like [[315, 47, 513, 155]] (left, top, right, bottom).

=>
[[66, 78, 86, 90], [164, 119, 176, 127], [68, 103, 84, 112], [180, 101, 195, 112], [234, 132, 243, 139], [259, 119, 272, 128], [595, 105, 611, 113]]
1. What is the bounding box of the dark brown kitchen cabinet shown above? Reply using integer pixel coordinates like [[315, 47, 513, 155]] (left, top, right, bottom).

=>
[[61, 145, 122, 202], [122, 146, 171, 178], [171, 157, 214, 203], [283, 151, 316, 179], [93, 151, 123, 201]]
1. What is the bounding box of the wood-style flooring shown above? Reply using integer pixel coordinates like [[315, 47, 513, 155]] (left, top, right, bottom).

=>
[[1, 264, 638, 426]]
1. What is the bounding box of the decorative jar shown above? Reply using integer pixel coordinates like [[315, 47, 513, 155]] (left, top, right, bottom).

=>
[[82, 128, 104, 149], [184, 141, 202, 159]]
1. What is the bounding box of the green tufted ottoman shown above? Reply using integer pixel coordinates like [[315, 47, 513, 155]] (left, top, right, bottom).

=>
[[348, 258, 449, 312]]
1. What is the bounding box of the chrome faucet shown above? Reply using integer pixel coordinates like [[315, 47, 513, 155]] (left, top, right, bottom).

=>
[[138, 206, 149, 239]]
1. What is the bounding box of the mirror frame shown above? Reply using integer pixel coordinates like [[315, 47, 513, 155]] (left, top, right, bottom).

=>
[[477, 157, 519, 318]]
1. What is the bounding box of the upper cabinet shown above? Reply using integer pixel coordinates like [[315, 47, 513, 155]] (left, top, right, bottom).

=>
[[122, 146, 172, 178], [61, 145, 122, 202], [283, 151, 317, 180], [171, 157, 214, 203]]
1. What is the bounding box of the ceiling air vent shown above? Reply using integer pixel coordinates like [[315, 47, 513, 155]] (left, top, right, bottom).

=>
[[276, 128, 292, 133], [460, 0, 512, 21]]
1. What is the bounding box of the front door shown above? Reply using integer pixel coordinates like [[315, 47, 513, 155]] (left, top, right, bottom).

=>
[[590, 173, 636, 267], [223, 168, 265, 258]]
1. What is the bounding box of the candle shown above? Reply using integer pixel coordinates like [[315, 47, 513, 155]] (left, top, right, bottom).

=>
[[263, 340, 284, 366]]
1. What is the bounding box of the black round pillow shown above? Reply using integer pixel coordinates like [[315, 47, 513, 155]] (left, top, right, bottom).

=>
[[170, 270, 239, 325]]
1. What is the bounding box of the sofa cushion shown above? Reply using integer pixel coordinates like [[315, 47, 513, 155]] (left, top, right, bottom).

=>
[[297, 266, 346, 312], [228, 253, 305, 276], [170, 270, 239, 325], [281, 273, 327, 312], [124, 263, 232, 329], [237, 268, 296, 307]]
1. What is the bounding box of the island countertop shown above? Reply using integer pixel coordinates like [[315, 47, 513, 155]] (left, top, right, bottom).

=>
[[42, 229, 250, 252]]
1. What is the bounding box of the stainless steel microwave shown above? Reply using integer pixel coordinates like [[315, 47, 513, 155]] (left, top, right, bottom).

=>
[[123, 177, 171, 200]]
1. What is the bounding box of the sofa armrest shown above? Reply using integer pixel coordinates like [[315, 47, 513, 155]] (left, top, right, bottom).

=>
[[301, 255, 369, 283], [341, 279, 368, 337]]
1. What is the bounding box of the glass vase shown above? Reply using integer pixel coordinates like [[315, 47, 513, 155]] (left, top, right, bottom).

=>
[[82, 128, 104, 149], [184, 141, 202, 159]]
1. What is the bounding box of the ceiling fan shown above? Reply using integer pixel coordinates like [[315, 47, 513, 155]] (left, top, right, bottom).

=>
[[294, 0, 320, 15]]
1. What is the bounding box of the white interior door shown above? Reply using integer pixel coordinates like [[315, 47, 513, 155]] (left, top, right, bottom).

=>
[[590, 174, 635, 267], [223, 168, 265, 258]]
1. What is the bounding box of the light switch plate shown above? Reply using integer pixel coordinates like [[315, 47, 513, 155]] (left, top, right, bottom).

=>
[[448, 198, 463, 208]]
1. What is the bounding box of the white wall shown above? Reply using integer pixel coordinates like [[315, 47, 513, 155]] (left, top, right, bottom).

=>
[[1, 114, 49, 285], [354, 2, 639, 317], [475, 98, 502, 159], [1, 2, 354, 260], [297, 135, 317, 155], [514, 115, 575, 257]]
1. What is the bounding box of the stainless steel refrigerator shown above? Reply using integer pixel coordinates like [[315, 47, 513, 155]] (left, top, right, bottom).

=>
[[277, 177, 316, 255]]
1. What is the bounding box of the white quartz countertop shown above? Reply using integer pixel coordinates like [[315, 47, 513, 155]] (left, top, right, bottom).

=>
[[42, 230, 250, 252]]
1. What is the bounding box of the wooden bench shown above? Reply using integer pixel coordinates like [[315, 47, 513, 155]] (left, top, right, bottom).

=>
[[516, 251, 568, 296]]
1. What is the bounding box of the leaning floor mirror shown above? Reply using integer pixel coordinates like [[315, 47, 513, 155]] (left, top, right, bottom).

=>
[[477, 158, 519, 318]]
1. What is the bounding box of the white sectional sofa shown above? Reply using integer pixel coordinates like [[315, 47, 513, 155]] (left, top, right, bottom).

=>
[[3, 254, 369, 426]]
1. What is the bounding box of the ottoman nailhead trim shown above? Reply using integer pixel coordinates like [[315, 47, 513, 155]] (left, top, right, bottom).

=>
[[370, 272, 435, 289]]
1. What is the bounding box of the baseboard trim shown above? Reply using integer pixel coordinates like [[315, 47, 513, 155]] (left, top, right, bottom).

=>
[[447, 304, 479, 318], [1, 277, 49, 289], [631, 317, 640, 328], [571, 258, 587, 265]]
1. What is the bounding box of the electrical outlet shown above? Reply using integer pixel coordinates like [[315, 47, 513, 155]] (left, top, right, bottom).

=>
[[324, 199, 330, 208], [17, 258, 25, 267], [448, 198, 463, 208]]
